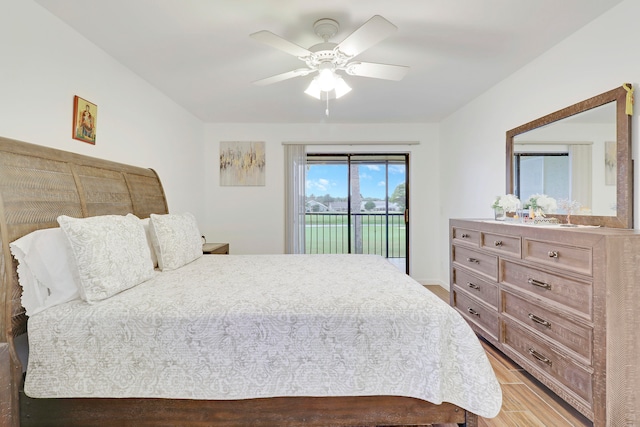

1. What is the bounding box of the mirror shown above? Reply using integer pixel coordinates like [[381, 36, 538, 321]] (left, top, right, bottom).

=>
[[506, 85, 633, 228]]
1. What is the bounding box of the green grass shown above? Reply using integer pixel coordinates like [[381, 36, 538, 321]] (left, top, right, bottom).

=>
[[304, 213, 406, 257]]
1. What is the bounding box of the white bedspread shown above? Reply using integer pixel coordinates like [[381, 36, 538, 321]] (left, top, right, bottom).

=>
[[25, 254, 502, 418]]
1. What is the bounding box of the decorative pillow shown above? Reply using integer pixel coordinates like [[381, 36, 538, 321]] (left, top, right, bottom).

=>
[[129, 215, 159, 268], [149, 212, 203, 271], [57, 214, 155, 303], [9, 228, 80, 316]]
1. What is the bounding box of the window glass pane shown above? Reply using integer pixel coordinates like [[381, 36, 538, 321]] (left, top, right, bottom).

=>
[[517, 153, 569, 202], [305, 162, 348, 254]]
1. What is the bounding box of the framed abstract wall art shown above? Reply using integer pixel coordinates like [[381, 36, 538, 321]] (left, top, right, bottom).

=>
[[220, 141, 266, 186], [605, 140, 616, 186], [72, 96, 97, 144]]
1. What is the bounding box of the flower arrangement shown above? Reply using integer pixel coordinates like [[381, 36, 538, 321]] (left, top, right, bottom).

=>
[[524, 194, 557, 217], [491, 194, 521, 213]]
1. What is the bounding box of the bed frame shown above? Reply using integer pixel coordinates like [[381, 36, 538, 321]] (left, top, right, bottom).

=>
[[0, 136, 478, 427]]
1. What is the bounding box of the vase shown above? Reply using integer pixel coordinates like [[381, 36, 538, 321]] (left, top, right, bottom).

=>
[[494, 207, 506, 221]]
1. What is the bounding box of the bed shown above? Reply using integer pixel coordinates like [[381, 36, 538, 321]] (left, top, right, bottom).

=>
[[0, 136, 501, 426]]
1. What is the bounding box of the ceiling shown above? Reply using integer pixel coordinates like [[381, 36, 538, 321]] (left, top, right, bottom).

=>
[[34, 0, 623, 124]]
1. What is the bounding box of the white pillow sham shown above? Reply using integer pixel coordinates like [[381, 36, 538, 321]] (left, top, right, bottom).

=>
[[58, 214, 155, 303], [149, 212, 203, 271], [9, 228, 80, 316], [131, 215, 159, 268]]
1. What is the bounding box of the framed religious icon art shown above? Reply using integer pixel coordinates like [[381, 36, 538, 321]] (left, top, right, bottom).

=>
[[72, 96, 97, 144]]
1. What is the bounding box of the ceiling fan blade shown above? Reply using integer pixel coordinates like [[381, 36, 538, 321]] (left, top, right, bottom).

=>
[[253, 68, 314, 86], [250, 30, 312, 57], [336, 15, 397, 58], [345, 62, 409, 81]]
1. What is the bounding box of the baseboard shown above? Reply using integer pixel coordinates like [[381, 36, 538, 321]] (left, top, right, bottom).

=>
[[417, 280, 450, 291]]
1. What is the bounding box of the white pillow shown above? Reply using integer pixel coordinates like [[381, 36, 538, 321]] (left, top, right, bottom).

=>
[[130, 215, 159, 268], [57, 214, 155, 303], [149, 212, 203, 271], [9, 228, 80, 316]]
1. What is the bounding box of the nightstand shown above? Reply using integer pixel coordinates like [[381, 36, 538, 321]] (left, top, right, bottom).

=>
[[202, 243, 229, 254]]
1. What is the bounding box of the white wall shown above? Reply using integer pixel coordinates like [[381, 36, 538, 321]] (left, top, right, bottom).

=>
[[0, 0, 205, 221], [203, 123, 442, 284], [439, 0, 640, 286]]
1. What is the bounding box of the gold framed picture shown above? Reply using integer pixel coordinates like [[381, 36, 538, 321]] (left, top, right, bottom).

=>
[[72, 96, 97, 144]]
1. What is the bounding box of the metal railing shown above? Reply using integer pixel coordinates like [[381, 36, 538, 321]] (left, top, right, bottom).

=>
[[305, 212, 406, 258]]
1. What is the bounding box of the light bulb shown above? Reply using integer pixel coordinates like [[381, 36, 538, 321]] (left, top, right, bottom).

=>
[[317, 68, 336, 92]]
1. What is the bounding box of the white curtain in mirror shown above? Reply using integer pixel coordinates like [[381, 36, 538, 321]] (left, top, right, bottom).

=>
[[569, 144, 592, 211]]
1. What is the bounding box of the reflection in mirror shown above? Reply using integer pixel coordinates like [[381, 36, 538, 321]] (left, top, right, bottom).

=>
[[513, 102, 616, 217], [506, 84, 632, 228]]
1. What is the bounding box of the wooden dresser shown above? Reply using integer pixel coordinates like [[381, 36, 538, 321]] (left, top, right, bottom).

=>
[[449, 219, 640, 426]]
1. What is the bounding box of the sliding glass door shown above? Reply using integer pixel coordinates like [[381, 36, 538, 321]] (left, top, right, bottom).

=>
[[304, 153, 409, 273]]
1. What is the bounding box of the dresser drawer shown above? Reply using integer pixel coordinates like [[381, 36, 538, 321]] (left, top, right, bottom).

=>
[[452, 245, 498, 281], [452, 267, 498, 308], [481, 231, 521, 258], [523, 238, 592, 276], [502, 290, 592, 363], [501, 260, 592, 319], [503, 319, 593, 405], [453, 289, 499, 340], [452, 226, 480, 246]]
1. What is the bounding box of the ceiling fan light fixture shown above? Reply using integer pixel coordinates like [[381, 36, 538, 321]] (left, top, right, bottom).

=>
[[304, 77, 322, 99], [305, 74, 351, 100], [317, 66, 337, 91], [334, 76, 351, 99]]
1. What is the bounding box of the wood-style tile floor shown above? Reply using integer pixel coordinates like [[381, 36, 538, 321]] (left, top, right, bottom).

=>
[[424, 285, 593, 427]]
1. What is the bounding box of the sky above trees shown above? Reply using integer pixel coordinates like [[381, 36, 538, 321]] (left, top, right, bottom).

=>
[[306, 164, 405, 199]]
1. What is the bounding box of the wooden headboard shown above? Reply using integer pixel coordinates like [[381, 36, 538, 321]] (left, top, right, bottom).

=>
[[0, 136, 169, 347]]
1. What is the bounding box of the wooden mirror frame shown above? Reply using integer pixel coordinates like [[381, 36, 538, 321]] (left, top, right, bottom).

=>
[[506, 84, 633, 228]]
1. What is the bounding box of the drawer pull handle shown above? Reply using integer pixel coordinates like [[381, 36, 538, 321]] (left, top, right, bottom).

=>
[[466, 257, 479, 264], [528, 313, 551, 328], [547, 250, 559, 258], [461, 233, 470, 238], [467, 282, 480, 290], [528, 348, 552, 366], [467, 307, 480, 316], [494, 240, 503, 247], [528, 278, 551, 290]]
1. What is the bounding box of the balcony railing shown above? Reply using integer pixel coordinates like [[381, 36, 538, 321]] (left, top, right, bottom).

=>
[[305, 212, 406, 258]]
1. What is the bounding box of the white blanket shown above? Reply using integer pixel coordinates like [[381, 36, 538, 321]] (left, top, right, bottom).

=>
[[25, 254, 501, 418]]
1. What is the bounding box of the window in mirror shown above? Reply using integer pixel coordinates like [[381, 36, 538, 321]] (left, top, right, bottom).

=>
[[515, 152, 570, 206], [512, 102, 615, 217]]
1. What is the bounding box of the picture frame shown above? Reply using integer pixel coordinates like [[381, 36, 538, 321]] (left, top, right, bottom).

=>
[[72, 96, 97, 144], [220, 141, 266, 186]]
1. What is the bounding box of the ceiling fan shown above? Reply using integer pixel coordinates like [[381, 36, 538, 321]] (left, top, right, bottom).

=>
[[250, 15, 409, 102]]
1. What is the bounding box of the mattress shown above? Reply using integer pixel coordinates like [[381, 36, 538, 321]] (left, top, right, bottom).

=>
[[25, 254, 502, 418]]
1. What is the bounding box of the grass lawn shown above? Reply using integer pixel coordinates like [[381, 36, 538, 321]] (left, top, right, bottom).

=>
[[305, 213, 406, 257]]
